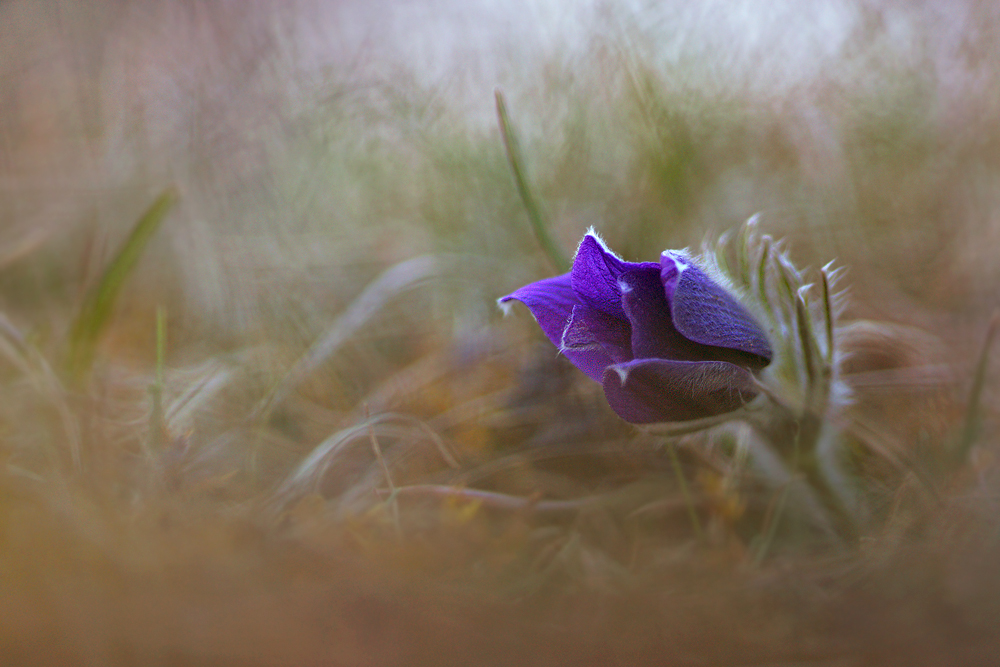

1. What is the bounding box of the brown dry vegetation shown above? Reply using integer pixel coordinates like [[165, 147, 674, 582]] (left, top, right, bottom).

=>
[[1, 1, 999, 665]]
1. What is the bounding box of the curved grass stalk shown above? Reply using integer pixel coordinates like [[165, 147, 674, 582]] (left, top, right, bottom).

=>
[[495, 88, 570, 274], [0, 313, 82, 470], [256, 255, 439, 419], [375, 484, 591, 516], [275, 412, 458, 506]]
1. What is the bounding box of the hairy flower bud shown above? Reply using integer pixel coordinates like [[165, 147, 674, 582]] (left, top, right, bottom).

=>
[[500, 230, 772, 423]]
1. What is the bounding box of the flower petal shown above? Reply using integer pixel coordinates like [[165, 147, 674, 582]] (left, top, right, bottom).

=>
[[601, 358, 758, 424], [560, 304, 632, 381], [499, 273, 577, 349], [571, 232, 658, 318], [618, 267, 709, 362], [661, 251, 773, 365]]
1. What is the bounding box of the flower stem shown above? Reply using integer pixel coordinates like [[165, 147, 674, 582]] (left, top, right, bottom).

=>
[[756, 410, 858, 545]]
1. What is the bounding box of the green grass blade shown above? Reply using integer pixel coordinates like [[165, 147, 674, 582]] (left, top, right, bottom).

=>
[[65, 188, 177, 386], [665, 441, 704, 542], [148, 305, 168, 452], [494, 88, 570, 273]]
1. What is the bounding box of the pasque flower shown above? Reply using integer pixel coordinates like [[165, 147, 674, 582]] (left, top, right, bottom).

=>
[[500, 231, 773, 424]]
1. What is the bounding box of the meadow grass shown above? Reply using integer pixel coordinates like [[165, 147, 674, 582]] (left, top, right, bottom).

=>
[[1, 1, 999, 664]]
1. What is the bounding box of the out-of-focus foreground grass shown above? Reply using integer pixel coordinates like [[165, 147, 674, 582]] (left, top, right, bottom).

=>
[[1, 1, 999, 664]]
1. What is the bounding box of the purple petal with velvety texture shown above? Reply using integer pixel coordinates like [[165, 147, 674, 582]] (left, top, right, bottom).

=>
[[499, 274, 577, 349], [560, 304, 632, 381], [571, 233, 658, 318], [661, 252, 772, 365], [618, 267, 708, 362], [502, 234, 775, 426], [601, 358, 758, 423]]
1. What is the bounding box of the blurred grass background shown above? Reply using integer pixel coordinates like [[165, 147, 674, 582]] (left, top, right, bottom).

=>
[[1, 0, 999, 664]]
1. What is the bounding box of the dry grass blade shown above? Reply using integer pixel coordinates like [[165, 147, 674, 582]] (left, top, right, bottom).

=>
[[0, 224, 54, 269], [640, 411, 758, 438], [258, 255, 439, 417], [367, 411, 402, 539], [275, 412, 455, 505], [0, 312, 82, 470], [163, 360, 238, 435], [379, 484, 589, 516]]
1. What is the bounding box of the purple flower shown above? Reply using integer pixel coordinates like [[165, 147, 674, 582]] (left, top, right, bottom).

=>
[[500, 232, 773, 424]]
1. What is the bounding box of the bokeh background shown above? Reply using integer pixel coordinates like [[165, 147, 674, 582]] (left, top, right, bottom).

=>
[[1, 1, 999, 664]]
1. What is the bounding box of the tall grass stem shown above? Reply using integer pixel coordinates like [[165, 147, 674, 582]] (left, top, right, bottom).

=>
[[494, 89, 570, 273]]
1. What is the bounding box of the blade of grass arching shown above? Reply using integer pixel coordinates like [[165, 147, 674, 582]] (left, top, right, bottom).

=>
[[0, 315, 83, 470], [255, 255, 439, 419], [275, 412, 445, 504], [65, 189, 177, 386], [164, 360, 236, 430], [494, 88, 569, 273], [951, 312, 998, 467], [367, 407, 402, 541]]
